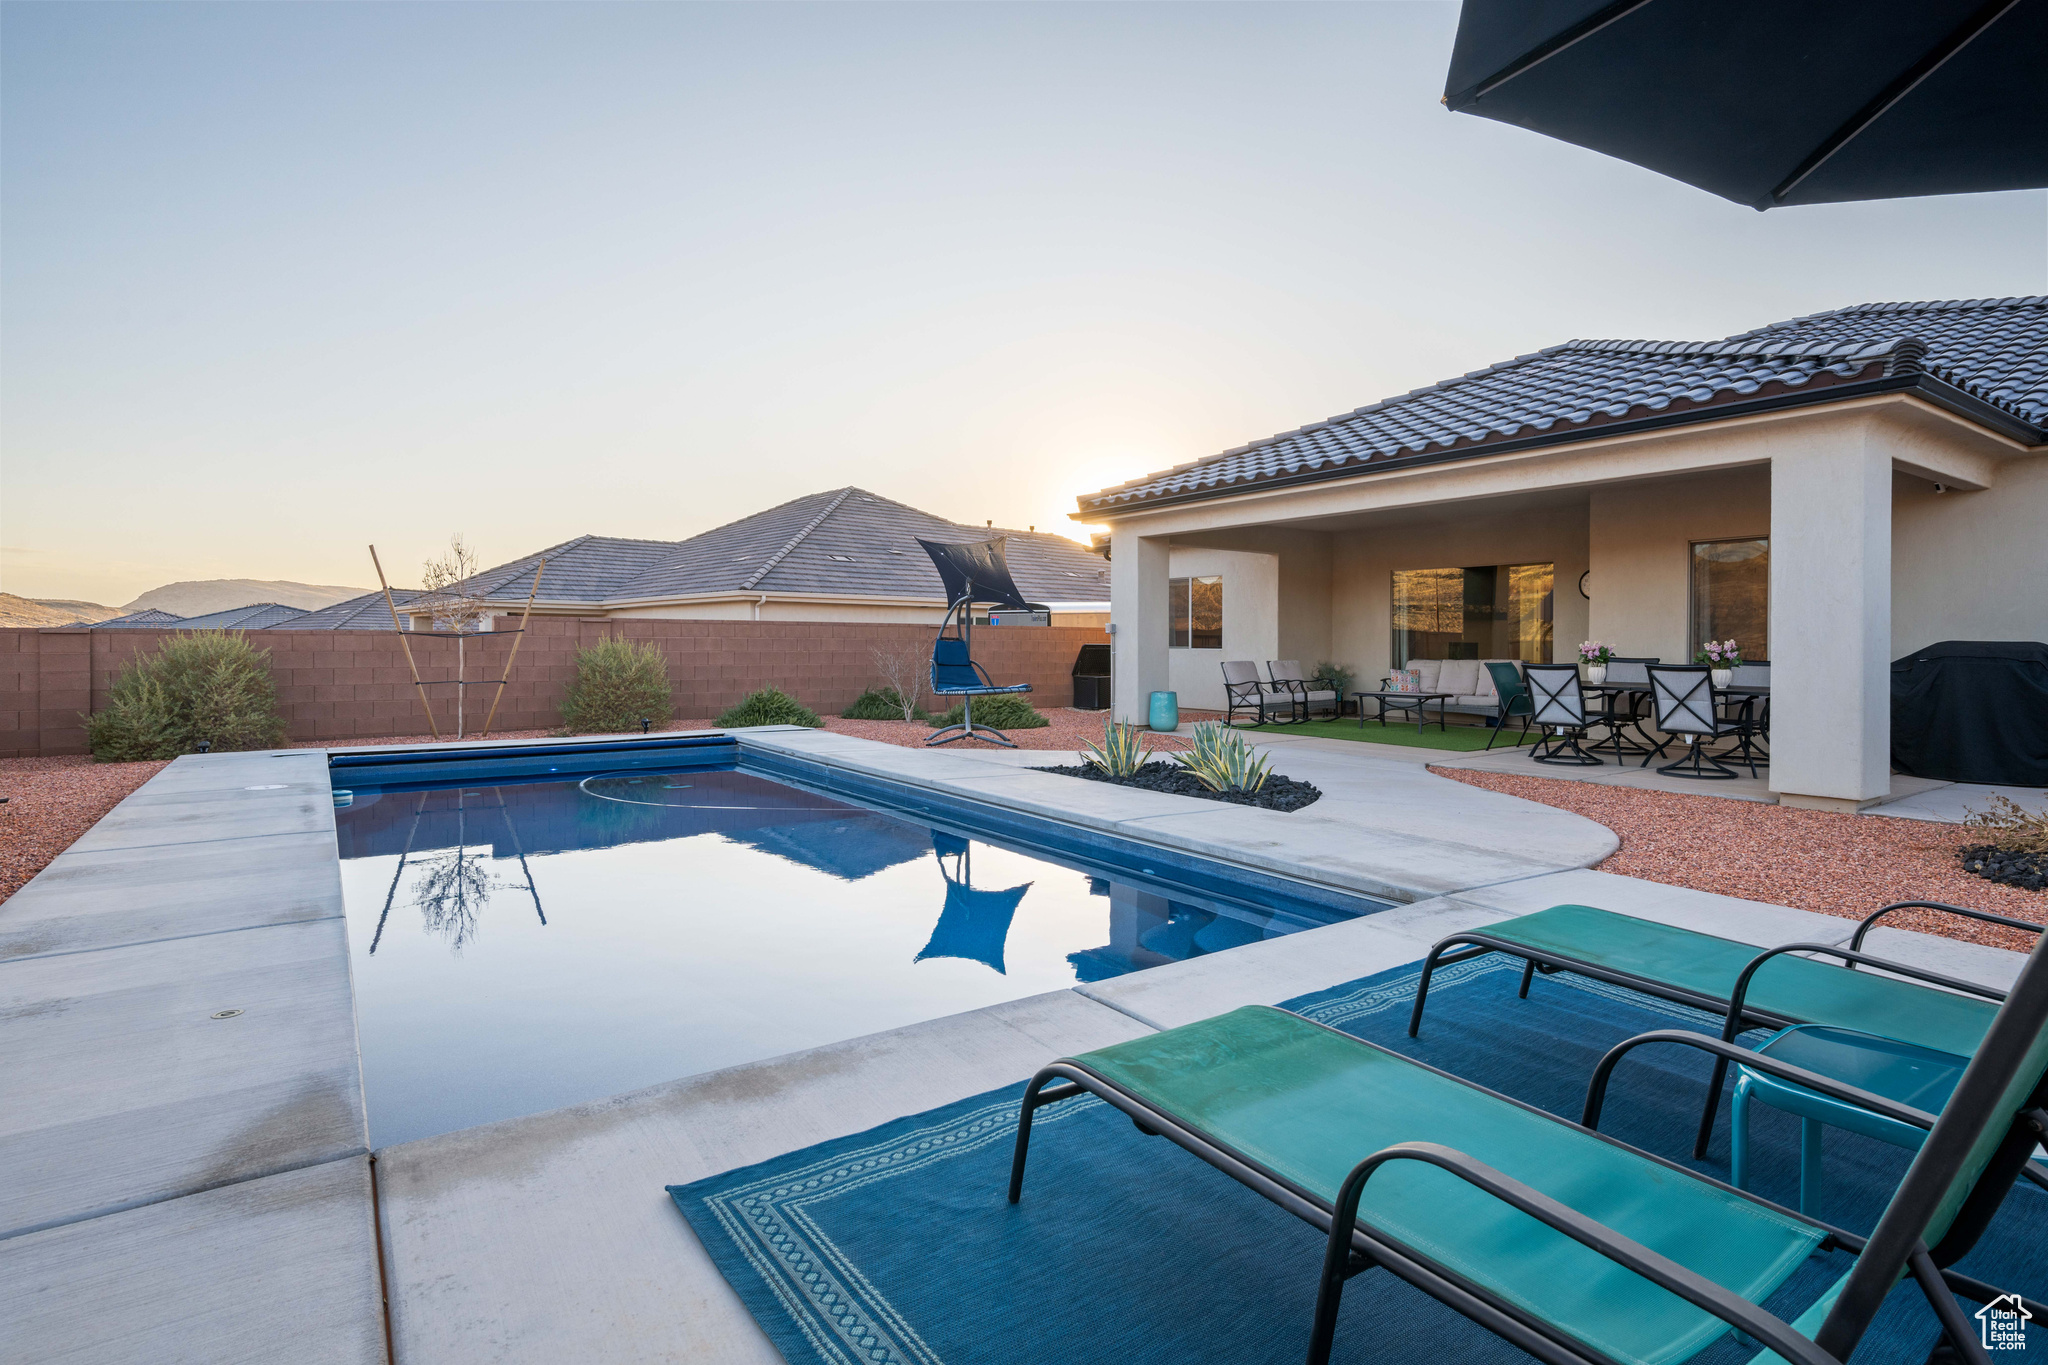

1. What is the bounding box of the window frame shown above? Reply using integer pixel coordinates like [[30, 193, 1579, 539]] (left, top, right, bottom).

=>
[[1166, 574, 1223, 650], [1686, 537, 1770, 661]]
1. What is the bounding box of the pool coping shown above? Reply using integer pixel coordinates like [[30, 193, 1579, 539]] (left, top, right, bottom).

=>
[[3, 729, 2032, 1363]]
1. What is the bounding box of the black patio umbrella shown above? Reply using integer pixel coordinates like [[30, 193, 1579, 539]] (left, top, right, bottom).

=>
[[1443, 0, 2048, 209]]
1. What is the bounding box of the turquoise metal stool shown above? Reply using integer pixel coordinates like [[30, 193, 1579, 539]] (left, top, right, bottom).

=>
[[1730, 1023, 1967, 1214]]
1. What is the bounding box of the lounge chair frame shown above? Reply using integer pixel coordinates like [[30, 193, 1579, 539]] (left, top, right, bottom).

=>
[[1009, 993, 2047, 1365], [1409, 900, 2045, 1159]]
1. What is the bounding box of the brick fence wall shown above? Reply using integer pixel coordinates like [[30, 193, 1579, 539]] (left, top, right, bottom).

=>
[[0, 619, 1110, 758]]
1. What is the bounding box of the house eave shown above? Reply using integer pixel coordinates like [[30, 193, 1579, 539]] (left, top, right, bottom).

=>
[[1075, 374, 2045, 521]]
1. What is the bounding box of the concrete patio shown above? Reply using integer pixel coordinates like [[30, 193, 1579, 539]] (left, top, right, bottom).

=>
[[0, 729, 2034, 1363]]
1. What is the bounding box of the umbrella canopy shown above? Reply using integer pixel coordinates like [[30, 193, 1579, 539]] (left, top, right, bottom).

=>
[[1443, 0, 2048, 209], [917, 537, 1045, 612]]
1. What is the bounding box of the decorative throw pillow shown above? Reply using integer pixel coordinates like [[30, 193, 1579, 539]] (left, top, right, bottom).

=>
[[1387, 670, 1420, 693]]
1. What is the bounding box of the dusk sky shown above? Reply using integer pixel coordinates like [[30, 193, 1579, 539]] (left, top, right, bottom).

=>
[[4, 2, 2043, 606]]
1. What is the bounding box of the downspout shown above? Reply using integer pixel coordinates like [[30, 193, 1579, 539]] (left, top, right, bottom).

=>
[[754, 595, 766, 621]]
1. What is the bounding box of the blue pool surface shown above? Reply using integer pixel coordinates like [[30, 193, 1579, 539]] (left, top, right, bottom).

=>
[[333, 744, 1383, 1146]]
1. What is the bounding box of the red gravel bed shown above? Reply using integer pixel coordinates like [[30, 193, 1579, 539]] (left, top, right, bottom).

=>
[[1431, 767, 2044, 951], [0, 757, 170, 903]]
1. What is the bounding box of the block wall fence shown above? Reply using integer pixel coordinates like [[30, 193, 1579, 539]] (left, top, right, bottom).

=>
[[0, 619, 1109, 758]]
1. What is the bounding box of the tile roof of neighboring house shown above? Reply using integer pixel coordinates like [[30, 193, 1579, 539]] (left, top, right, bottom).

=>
[[170, 603, 310, 631], [272, 489, 1110, 629], [92, 608, 189, 629], [283, 589, 424, 631], [1079, 296, 2048, 515]]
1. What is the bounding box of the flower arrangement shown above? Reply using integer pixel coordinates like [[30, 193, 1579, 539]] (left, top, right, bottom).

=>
[[1694, 639, 1743, 666], [1577, 641, 1614, 665]]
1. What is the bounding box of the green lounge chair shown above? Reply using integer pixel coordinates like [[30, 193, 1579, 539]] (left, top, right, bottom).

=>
[[1408, 900, 2042, 1158], [1008, 925, 2048, 1365]]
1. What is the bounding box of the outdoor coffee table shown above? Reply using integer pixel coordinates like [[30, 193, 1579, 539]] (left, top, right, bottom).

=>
[[1353, 690, 1454, 733]]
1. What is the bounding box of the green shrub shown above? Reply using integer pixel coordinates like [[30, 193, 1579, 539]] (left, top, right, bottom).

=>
[[716, 687, 823, 728], [85, 631, 287, 761], [929, 694, 1049, 730], [558, 637, 673, 734], [841, 687, 927, 721]]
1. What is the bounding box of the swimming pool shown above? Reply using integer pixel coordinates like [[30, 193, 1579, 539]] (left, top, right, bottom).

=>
[[332, 737, 1387, 1146]]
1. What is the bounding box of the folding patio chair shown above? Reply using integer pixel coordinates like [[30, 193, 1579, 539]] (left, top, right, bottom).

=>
[[1407, 898, 2046, 1160], [1481, 660, 1533, 751], [1267, 660, 1340, 721], [1524, 664, 1602, 765], [1222, 661, 1294, 728], [1009, 921, 2048, 1365]]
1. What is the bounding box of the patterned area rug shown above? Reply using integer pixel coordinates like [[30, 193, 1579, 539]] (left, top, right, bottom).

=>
[[668, 957, 2047, 1365]]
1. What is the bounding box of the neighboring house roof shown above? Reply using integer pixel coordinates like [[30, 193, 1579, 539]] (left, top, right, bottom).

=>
[[92, 608, 188, 629], [1079, 296, 2048, 515], [171, 603, 310, 631], [273, 489, 1111, 629], [284, 589, 424, 631]]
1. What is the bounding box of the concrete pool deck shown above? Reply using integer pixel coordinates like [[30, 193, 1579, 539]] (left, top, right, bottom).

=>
[[0, 729, 2033, 1364]]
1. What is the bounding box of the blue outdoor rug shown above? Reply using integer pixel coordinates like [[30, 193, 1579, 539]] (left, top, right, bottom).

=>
[[668, 955, 2048, 1365]]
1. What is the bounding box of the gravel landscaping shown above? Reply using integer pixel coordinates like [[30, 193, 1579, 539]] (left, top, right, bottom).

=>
[[1034, 759, 1322, 812], [0, 756, 169, 902], [1432, 766, 2047, 951]]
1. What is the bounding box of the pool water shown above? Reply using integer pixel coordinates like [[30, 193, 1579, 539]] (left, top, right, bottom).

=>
[[335, 762, 1372, 1146]]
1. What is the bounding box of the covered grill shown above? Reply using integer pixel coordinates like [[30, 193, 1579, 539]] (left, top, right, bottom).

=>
[[1891, 640, 2048, 786], [1072, 643, 1112, 711]]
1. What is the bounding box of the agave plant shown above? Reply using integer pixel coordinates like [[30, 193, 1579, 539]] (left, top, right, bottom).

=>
[[1080, 718, 1150, 778], [1172, 721, 1272, 794]]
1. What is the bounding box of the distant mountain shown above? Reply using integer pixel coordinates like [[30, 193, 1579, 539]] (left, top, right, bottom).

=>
[[120, 580, 372, 616], [0, 593, 117, 627]]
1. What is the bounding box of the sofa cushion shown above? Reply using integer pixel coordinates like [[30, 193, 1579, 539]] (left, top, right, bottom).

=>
[[1436, 659, 1481, 695], [1407, 659, 1442, 690]]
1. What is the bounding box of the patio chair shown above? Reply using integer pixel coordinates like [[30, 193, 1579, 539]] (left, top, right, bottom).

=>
[[1222, 661, 1294, 728], [917, 537, 1039, 749], [1643, 664, 1758, 779], [1481, 660, 1532, 750], [1267, 660, 1339, 722], [1010, 920, 2048, 1365], [1585, 657, 1658, 760], [1408, 898, 2046, 1160], [1524, 664, 1602, 765]]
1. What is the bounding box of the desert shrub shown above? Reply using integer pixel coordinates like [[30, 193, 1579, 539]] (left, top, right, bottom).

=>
[[1964, 794, 2048, 854], [1172, 721, 1272, 793], [85, 631, 286, 761], [842, 687, 927, 721], [716, 686, 823, 728], [558, 637, 672, 734], [1079, 717, 1149, 776], [930, 694, 1049, 730]]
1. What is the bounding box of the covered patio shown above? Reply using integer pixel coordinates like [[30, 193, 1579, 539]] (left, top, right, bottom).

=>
[[1089, 300, 2047, 812]]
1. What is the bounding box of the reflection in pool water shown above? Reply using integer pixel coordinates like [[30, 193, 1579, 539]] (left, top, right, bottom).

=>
[[334, 767, 1366, 1145]]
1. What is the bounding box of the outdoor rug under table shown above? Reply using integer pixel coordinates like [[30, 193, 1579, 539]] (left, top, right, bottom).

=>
[[668, 953, 2047, 1365]]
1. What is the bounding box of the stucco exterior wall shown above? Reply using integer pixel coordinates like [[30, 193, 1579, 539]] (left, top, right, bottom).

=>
[[1164, 547, 1279, 710], [1329, 504, 1589, 688], [1893, 452, 2048, 652], [1586, 466, 1771, 663]]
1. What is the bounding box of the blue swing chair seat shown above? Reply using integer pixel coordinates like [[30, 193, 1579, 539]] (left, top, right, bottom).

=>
[[931, 636, 1033, 698]]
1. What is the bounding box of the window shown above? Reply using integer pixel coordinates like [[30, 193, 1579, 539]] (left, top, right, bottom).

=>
[[1391, 563, 1553, 666], [1167, 575, 1222, 648], [1690, 539, 1768, 660]]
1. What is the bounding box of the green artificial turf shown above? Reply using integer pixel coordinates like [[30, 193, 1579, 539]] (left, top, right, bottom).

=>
[[1237, 716, 1534, 752]]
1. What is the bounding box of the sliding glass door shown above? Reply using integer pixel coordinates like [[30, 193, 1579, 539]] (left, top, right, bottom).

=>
[[1391, 563, 1554, 666]]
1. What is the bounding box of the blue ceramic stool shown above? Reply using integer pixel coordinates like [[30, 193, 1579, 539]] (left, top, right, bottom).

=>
[[1730, 1024, 1967, 1215]]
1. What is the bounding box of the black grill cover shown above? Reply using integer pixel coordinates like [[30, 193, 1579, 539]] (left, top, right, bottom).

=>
[[1890, 641, 2048, 785], [1072, 644, 1111, 678]]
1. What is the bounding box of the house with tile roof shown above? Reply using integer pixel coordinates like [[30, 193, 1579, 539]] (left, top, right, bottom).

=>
[[1079, 295, 2047, 811], [284, 489, 1111, 632]]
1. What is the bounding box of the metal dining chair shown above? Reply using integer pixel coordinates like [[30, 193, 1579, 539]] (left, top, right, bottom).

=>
[[1586, 657, 1658, 760], [1524, 664, 1602, 765], [1644, 664, 1758, 779]]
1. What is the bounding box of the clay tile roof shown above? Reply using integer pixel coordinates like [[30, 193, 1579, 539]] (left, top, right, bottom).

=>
[[1079, 296, 2048, 514]]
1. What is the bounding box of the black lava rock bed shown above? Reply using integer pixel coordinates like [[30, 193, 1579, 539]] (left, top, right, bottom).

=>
[[1036, 761, 1322, 812], [1958, 844, 2048, 893]]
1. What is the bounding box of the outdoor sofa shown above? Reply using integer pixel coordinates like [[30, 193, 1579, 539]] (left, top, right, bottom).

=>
[[1009, 910, 2048, 1365], [1383, 657, 1523, 721]]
